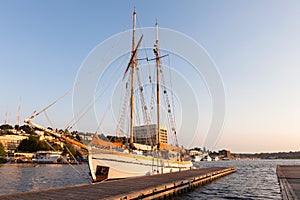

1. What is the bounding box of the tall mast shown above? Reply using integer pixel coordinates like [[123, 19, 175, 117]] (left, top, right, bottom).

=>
[[129, 8, 137, 149], [154, 20, 161, 149]]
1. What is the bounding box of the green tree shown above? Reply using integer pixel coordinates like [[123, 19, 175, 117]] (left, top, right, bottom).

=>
[[19, 125, 35, 135], [0, 142, 5, 157], [0, 124, 13, 130], [14, 125, 20, 130], [52, 143, 63, 151], [63, 144, 83, 158], [17, 136, 50, 152]]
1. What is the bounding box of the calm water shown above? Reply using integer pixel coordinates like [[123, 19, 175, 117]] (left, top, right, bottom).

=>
[[0, 163, 91, 195], [1, 160, 300, 198], [179, 159, 300, 199]]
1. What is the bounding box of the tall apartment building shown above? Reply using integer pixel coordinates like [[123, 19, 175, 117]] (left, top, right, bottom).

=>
[[133, 124, 167, 145]]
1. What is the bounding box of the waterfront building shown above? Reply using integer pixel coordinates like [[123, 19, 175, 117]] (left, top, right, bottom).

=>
[[78, 132, 94, 144], [133, 124, 168, 145], [219, 149, 232, 159], [0, 135, 28, 152]]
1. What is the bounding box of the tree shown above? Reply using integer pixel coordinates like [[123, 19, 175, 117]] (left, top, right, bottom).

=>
[[14, 125, 20, 131], [0, 124, 13, 130], [17, 136, 50, 152], [52, 143, 63, 151], [0, 142, 5, 157], [20, 125, 35, 134], [63, 144, 83, 158]]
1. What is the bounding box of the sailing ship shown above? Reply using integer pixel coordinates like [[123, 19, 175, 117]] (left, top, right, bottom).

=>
[[24, 9, 193, 182]]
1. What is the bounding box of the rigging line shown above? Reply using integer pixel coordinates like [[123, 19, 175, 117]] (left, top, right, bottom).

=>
[[135, 65, 150, 124], [118, 80, 125, 113], [148, 58, 157, 119], [135, 82, 142, 127], [161, 78, 173, 145], [31, 35, 123, 121], [64, 144, 92, 182], [134, 47, 141, 127], [79, 16, 133, 92], [168, 55, 177, 130], [116, 75, 131, 137], [94, 101, 111, 136], [66, 67, 122, 131], [65, 54, 127, 130], [29, 85, 77, 120], [44, 110, 54, 129], [150, 82, 156, 121], [65, 45, 129, 129], [167, 63, 179, 147], [160, 63, 179, 146], [115, 77, 126, 135], [137, 16, 153, 77], [43, 139, 91, 183], [69, 35, 144, 130], [135, 92, 140, 126], [30, 15, 132, 122], [77, 16, 132, 138], [136, 66, 153, 146]]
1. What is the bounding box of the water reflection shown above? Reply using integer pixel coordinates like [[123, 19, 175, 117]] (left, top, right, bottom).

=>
[[0, 163, 90, 195]]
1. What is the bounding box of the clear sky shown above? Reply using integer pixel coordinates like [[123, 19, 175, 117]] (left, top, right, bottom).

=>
[[1, 1, 300, 153]]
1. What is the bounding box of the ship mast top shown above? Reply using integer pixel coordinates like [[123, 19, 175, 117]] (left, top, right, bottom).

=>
[[154, 19, 161, 150], [129, 8, 137, 150]]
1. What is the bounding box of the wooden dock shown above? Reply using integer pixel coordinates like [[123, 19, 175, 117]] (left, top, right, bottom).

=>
[[277, 165, 300, 200], [0, 167, 235, 200]]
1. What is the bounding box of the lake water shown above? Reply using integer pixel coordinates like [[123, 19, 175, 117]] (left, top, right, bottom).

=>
[[1, 159, 300, 198], [0, 163, 91, 195], [180, 159, 300, 199]]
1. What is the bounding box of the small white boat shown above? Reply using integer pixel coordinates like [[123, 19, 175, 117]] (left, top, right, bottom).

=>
[[32, 151, 62, 164], [212, 156, 220, 161], [189, 150, 202, 162], [201, 154, 212, 162]]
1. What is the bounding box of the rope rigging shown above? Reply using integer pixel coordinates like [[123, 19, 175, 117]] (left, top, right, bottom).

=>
[[28, 13, 133, 127], [115, 77, 131, 137], [64, 53, 128, 131], [26, 11, 182, 159], [135, 64, 153, 146], [160, 59, 179, 147]]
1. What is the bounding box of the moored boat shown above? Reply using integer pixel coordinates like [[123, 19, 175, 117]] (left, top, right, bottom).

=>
[[32, 151, 62, 164], [201, 154, 212, 162], [24, 8, 193, 182]]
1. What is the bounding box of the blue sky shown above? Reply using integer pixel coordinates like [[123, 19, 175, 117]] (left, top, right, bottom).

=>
[[1, 1, 300, 153]]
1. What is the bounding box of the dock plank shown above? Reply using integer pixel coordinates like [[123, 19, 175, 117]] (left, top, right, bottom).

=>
[[277, 165, 300, 200], [0, 167, 236, 200]]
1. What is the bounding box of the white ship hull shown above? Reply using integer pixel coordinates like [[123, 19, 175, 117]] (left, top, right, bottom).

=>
[[88, 149, 193, 182]]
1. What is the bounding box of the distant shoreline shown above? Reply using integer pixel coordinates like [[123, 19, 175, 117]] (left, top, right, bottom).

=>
[[232, 151, 300, 160]]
